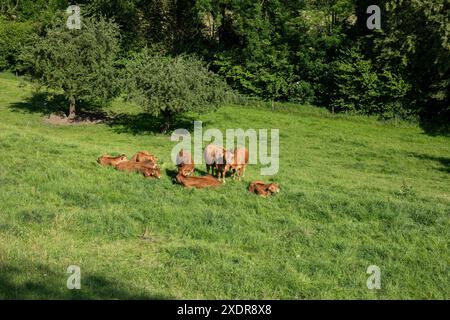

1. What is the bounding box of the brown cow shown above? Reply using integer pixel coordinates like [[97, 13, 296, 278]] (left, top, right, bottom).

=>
[[114, 160, 154, 172], [142, 167, 161, 179], [131, 151, 157, 163], [114, 161, 141, 173], [115, 160, 161, 179], [176, 173, 221, 189], [176, 149, 194, 176], [230, 147, 249, 180], [97, 154, 128, 167], [248, 181, 280, 197], [203, 144, 233, 182]]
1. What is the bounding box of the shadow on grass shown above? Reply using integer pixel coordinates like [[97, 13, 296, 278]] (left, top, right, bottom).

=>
[[106, 113, 196, 135], [8, 92, 109, 122], [419, 119, 450, 137], [408, 152, 450, 174], [0, 261, 170, 299], [9, 91, 68, 115], [8, 91, 198, 135]]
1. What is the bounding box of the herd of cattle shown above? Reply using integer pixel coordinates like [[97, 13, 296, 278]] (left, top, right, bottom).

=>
[[97, 145, 279, 197]]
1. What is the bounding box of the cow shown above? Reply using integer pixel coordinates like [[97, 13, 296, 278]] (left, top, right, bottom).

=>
[[114, 160, 141, 173], [176, 173, 221, 189], [176, 149, 194, 176], [131, 151, 157, 163], [248, 181, 280, 197], [229, 147, 249, 180], [97, 154, 128, 167], [142, 167, 161, 179], [115, 160, 161, 179], [203, 144, 233, 182]]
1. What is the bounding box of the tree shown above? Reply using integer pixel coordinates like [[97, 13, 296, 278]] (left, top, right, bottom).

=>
[[123, 48, 232, 133], [21, 14, 120, 118]]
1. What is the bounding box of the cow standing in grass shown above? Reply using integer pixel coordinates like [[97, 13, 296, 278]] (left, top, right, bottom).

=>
[[204, 144, 233, 182], [230, 147, 249, 180]]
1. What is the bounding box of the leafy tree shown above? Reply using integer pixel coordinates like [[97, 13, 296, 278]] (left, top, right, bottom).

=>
[[329, 46, 411, 119], [0, 17, 36, 71], [123, 48, 232, 133], [369, 0, 450, 120], [21, 15, 120, 118]]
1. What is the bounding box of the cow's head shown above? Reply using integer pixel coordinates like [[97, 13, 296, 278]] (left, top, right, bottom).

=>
[[144, 168, 161, 179], [267, 183, 280, 193]]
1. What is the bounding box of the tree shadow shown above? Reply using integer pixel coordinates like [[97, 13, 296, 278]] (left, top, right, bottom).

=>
[[8, 91, 110, 122], [407, 152, 450, 174], [0, 261, 171, 300], [8, 91, 201, 134], [419, 119, 450, 137], [106, 113, 196, 135], [165, 168, 179, 183], [9, 91, 68, 115]]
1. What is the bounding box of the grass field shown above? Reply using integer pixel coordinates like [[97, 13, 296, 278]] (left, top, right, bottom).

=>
[[0, 72, 449, 299]]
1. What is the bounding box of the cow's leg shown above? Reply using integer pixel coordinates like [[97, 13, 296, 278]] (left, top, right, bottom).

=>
[[206, 164, 210, 175], [241, 167, 246, 179]]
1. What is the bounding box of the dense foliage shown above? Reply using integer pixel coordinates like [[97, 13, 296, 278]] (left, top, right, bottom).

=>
[[1, 0, 448, 121]]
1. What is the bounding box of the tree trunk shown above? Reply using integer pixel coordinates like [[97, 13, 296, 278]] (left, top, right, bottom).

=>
[[161, 111, 172, 134], [68, 96, 76, 119]]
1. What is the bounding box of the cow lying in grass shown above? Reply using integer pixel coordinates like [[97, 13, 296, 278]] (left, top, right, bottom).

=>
[[115, 160, 161, 179], [248, 181, 280, 197], [99, 150, 160, 179], [97, 154, 128, 167], [176, 173, 221, 189], [176, 149, 194, 177], [131, 151, 157, 163]]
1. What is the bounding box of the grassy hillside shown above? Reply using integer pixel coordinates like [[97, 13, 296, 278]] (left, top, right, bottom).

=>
[[0, 72, 448, 299]]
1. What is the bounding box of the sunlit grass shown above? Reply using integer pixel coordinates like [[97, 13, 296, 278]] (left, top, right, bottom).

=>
[[0, 72, 449, 299]]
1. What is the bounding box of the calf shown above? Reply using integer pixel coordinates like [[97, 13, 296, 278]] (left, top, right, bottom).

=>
[[131, 151, 157, 163], [248, 181, 280, 197], [97, 154, 128, 167], [176, 149, 194, 176], [230, 147, 249, 180], [142, 167, 161, 179], [114, 160, 141, 173], [176, 173, 221, 189]]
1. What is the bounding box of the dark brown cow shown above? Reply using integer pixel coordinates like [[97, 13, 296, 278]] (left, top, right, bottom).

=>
[[176, 173, 221, 189], [248, 181, 280, 197], [97, 154, 128, 167]]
